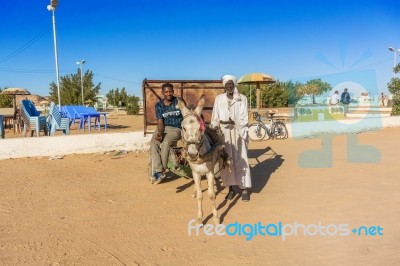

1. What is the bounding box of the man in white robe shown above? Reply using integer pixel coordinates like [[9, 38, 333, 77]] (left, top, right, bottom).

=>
[[211, 75, 252, 202], [330, 90, 339, 105]]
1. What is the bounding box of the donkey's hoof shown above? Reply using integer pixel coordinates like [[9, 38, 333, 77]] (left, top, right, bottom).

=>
[[196, 218, 203, 226], [213, 217, 220, 225]]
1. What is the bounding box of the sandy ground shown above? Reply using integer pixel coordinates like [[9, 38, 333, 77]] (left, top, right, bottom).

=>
[[2, 113, 145, 138], [0, 114, 399, 265]]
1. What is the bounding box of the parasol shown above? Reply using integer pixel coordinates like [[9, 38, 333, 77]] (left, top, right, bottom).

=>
[[238, 73, 276, 110], [1, 87, 31, 112]]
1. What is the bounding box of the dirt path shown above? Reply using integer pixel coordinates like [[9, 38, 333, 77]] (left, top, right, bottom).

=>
[[0, 126, 399, 265]]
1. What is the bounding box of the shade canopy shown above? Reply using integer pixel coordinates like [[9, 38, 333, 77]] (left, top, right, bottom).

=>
[[238, 73, 276, 84], [1, 87, 31, 96], [1, 87, 31, 111], [238, 73, 276, 111]]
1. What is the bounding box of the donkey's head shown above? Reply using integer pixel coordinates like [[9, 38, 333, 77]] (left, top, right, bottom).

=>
[[177, 95, 206, 160]]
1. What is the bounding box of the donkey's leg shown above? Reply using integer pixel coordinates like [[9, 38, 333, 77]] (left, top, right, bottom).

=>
[[207, 172, 219, 225], [192, 183, 197, 198], [193, 172, 203, 225], [191, 172, 197, 198]]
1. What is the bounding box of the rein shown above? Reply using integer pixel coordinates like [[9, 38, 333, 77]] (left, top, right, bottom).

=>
[[184, 143, 217, 164], [181, 114, 229, 172]]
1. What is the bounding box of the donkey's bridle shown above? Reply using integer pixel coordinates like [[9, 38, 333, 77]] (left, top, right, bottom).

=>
[[182, 114, 204, 146], [185, 138, 203, 146], [181, 114, 205, 157]]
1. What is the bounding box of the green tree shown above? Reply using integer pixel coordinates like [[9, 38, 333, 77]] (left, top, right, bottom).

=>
[[239, 81, 303, 108], [297, 78, 332, 104], [285, 80, 304, 107], [239, 79, 331, 108], [105, 88, 140, 115], [126, 95, 140, 115], [106, 89, 114, 106], [119, 88, 128, 106], [106, 88, 118, 106], [388, 63, 400, 115], [394, 64, 400, 74], [106, 87, 132, 107], [0, 87, 13, 108], [261, 81, 288, 108], [238, 84, 256, 108], [49, 69, 101, 105]]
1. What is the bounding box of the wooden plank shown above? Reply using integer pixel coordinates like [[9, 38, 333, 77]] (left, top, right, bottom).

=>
[[142, 79, 225, 135]]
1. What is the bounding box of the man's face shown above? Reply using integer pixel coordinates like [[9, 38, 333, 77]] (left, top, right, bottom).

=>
[[163, 87, 174, 101], [224, 80, 235, 94]]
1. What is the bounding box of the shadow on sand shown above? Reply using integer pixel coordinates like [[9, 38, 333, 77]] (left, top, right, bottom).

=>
[[248, 146, 284, 193], [188, 146, 284, 224], [105, 124, 130, 130]]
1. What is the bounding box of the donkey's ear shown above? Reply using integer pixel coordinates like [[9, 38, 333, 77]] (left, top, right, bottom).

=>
[[194, 95, 205, 116], [176, 97, 190, 116]]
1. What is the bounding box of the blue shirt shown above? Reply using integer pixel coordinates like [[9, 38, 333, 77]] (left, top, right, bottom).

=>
[[155, 97, 183, 128], [340, 92, 351, 104]]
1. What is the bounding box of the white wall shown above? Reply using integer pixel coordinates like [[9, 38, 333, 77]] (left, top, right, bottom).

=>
[[0, 132, 152, 160], [287, 116, 400, 138], [1, 116, 400, 160]]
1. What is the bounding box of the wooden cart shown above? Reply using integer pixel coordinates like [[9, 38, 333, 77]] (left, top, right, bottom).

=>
[[142, 79, 225, 181], [142, 79, 225, 136]]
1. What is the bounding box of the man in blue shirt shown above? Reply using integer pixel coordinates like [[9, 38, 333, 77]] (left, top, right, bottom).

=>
[[150, 83, 183, 184], [340, 88, 351, 116]]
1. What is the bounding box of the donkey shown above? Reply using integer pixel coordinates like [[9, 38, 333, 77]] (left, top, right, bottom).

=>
[[177, 95, 227, 225]]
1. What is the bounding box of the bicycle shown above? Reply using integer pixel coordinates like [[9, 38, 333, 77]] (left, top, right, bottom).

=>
[[248, 111, 288, 141]]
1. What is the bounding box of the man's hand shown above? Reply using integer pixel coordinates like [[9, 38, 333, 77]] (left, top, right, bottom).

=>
[[156, 119, 165, 142], [219, 118, 235, 125], [156, 133, 163, 142]]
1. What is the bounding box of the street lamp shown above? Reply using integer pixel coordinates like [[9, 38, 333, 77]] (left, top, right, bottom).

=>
[[76, 60, 86, 105], [47, 0, 61, 110], [388, 47, 400, 78]]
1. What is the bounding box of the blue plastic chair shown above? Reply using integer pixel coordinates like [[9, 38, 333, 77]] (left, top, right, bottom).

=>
[[48, 102, 70, 136], [62, 105, 83, 126], [21, 100, 48, 137]]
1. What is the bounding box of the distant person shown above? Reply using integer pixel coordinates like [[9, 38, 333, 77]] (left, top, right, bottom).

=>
[[149, 83, 183, 184], [330, 90, 339, 105], [381, 93, 385, 106], [340, 88, 351, 115]]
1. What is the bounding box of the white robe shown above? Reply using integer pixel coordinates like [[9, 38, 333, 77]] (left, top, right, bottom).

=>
[[211, 92, 251, 189]]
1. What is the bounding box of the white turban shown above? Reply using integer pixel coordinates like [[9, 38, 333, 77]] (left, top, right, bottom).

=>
[[222, 75, 237, 87], [221, 74, 241, 100]]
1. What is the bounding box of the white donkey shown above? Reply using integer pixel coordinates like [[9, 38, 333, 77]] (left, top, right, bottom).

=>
[[177, 96, 227, 225]]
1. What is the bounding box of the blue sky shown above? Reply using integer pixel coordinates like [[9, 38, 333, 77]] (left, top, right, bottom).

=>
[[1, 0, 399, 98]]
